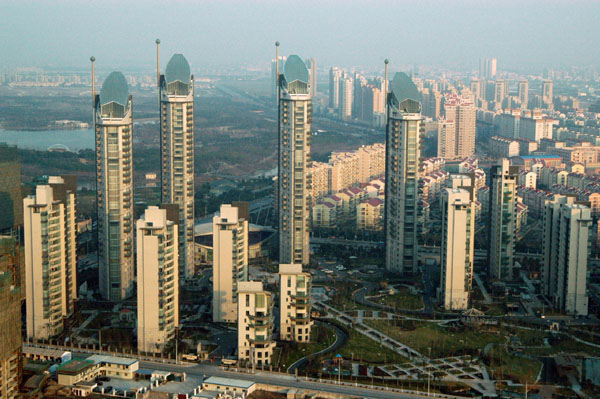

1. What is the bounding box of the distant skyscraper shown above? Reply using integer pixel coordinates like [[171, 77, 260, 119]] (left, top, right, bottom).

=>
[[439, 188, 474, 310], [136, 206, 179, 354], [95, 71, 134, 301], [488, 159, 519, 280], [237, 281, 275, 366], [24, 177, 77, 339], [542, 195, 590, 316], [278, 55, 311, 265], [440, 95, 476, 159], [305, 58, 317, 98], [159, 54, 195, 279], [494, 79, 508, 107], [278, 263, 313, 342], [541, 80, 553, 110], [385, 72, 423, 274], [329, 67, 342, 109], [437, 120, 456, 159], [470, 79, 483, 101], [518, 80, 529, 109], [212, 204, 248, 323], [339, 73, 353, 119], [479, 58, 497, 79]]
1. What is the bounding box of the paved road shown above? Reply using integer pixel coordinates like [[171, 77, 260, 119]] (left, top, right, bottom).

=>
[[287, 321, 347, 372], [138, 360, 455, 399]]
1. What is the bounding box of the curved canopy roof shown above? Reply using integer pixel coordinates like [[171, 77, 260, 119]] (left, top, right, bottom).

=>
[[100, 71, 129, 106], [390, 72, 421, 104], [165, 54, 191, 84], [284, 55, 309, 85]]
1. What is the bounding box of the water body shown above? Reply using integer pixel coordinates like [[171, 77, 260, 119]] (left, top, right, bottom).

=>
[[0, 129, 94, 151]]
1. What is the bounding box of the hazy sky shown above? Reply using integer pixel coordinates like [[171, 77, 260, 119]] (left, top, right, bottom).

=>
[[1, 0, 599, 72]]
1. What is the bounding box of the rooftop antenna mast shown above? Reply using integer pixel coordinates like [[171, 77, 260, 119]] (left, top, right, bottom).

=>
[[275, 41, 280, 105], [90, 56, 96, 119], [156, 39, 161, 89], [384, 58, 389, 119]]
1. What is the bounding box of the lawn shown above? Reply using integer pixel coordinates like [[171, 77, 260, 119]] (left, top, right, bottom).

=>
[[486, 347, 542, 384], [525, 334, 599, 356], [336, 329, 406, 364], [274, 323, 337, 370], [366, 319, 506, 358], [377, 288, 423, 310]]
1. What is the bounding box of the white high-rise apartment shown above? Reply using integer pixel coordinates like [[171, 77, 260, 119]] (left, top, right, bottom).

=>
[[24, 177, 77, 339], [95, 71, 134, 301], [329, 67, 342, 109], [278, 55, 312, 265], [541, 80, 553, 109], [278, 264, 313, 342], [439, 188, 474, 310], [488, 159, 519, 280], [159, 54, 195, 279], [305, 58, 317, 98], [442, 95, 476, 158], [385, 72, 424, 274], [437, 121, 456, 160], [212, 204, 248, 323], [518, 80, 529, 109], [136, 206, 179, 354], [339, 74, 354, 120], [237, 281, 275, 366], [542, 195, 590, 316]]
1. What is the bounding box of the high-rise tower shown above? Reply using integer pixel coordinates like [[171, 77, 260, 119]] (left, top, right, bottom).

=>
[[24, 177, 77, 339], [159, 53, 195, 279], [305, 58, 317, 98], [518, 80, 529, 109], [488, 159, 519, 280], [136, 206, 179, 353], [384, 72, 424, 274], [278, 55, 312, 265], [95, 72, 134, 301]]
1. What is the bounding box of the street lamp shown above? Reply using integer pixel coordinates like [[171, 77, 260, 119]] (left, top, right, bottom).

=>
[[427, 347, 431, 397]]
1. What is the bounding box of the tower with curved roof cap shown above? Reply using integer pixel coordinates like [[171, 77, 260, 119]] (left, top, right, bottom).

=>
[[159, 54, 195, 279], [278, 55, 311, 265], [94, 71, 135, 301], [384, 72, 424, 274]]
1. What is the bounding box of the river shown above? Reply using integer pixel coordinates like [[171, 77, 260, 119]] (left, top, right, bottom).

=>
[[0, 129, 94, 151]]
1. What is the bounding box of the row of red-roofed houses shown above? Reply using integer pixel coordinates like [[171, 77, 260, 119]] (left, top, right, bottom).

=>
[[312, 178, 385, 230]]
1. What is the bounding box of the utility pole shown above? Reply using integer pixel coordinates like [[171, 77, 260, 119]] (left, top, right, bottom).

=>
[[427, 347, 431, 396]]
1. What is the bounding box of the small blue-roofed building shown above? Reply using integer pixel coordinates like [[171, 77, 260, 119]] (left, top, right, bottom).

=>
[[201, 376, 256, 396]]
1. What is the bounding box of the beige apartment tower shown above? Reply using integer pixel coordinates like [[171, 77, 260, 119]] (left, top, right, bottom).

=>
[[159, 53, 195, 280], [24, 177, 77, 339], [212, 204, 249, 323], [136, 206, 179, 354], [385, 72, 424, 274], [95, 71, 135, 301], [237, 281, 275, 366], [278, 55, 312, 265], [439, 188, 474, 310], [278, 264, 313, 342]]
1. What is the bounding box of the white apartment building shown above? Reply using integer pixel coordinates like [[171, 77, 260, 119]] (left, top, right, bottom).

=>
[[213, 204, 248, 323], [439, 188, 474, 310], [490, 136, 520, 158], [385, 72, 423, 274], [136, 206, 179, 354], [278, 55, 312, 265], [542, 196, 590, 316], [95, 71, 134, 301], [442, 94, 476, 158], [159, 53, 195, 279], [237, 281, 275, 366], [437, 120, 456, 160], [518, 171, 537, 189], [24, 177, 77, 340], [488, 159, 519, 280], [278, 264, 313, 342]]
